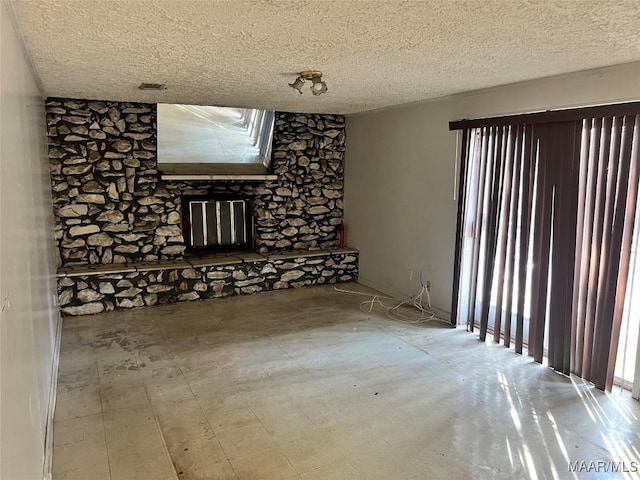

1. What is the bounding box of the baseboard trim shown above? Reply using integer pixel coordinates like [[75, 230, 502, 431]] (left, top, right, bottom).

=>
[[356, 277, 452, 322], [42, 313, 62, 480]]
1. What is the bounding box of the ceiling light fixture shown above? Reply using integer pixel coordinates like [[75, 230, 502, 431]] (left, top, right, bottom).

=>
[[289, 70, 328, 96]]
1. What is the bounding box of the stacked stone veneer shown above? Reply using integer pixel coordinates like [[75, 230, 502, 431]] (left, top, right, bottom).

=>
[[58, 249, 358, 315], [47, 99, 185, 266], [48, 98, 354, 314], [47, 99, 346, 266], [256, 112, 345, 252]]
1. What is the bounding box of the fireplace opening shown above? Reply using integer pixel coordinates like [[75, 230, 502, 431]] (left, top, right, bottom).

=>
[[182, 196, 254, 252]]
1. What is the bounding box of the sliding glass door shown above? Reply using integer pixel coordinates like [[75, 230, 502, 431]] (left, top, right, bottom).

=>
[[615, 209, 640, 395], [450, 104, 640, 392]]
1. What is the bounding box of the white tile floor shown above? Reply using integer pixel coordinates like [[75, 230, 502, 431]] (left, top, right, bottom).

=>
[[53, 283, 640, 479]]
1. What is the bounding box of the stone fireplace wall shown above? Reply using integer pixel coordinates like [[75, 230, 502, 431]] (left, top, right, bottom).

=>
[[258, 113, 345, 251], [47, 99, 184, 266], [47, 99, 346, 266]]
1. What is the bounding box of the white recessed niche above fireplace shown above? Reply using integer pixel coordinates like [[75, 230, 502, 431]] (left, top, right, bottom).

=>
[[157, 104, 276, 179]]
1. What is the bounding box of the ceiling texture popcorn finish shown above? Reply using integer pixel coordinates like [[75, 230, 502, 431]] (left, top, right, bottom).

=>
[[9, 0, 640, 114]]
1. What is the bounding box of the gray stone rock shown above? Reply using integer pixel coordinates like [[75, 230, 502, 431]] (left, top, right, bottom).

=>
[[124, 132, 152, 140], [324, 129, 341, 138], [102, 249, 113, 263], [118, 296, 144, 308], [207, 271, 231, 280], [99, 282, 115, 294], [59, 289, 73, 306], [117, 233, 144, 242], [58, 204, 88, 217], [235, 278, 265, 287], [280, 270, 305, 282], [144, 294, 158, 306], [87, 233, 113, 247], [52, 182, 69, 192], [155, 226, 181, 237], [58, 277, 75, 287], [64, 135, 88, 142], [61, 302, 104, 316], [147, 284, 173, 293], [103, 224, 129, 232], [62, 239, 85, 248], [240, 286, 263, 294], [76, 194, 105, 204], [77, 289, 103, 302], [209, 281, 229, 296], [114, 139, 132, 152], [232, 270, 247, 280], [82, 181, 103, 193], [276, 187, 292, 196], [116, 287, 142, 298], [178, 292, 199, 301], [115, 245, 139, 253], [63, 157, 88, 165], [161, 245, 184, 255], [182, 269, 200, 279], [260, 264, 277, 274], [275, 239, 292, 248], [107, 183, 118, 201], [307, 197, 328, 205], [308, 206, 330, 215], [89, 130, 107, 139], [62, 164, 92, 175], [166, 211, 181, 224], [193, 282, 207, 292], [289, 140, 307, 151], [69, 225, 100, 236], [88, 102, 108, 113], [97, 210, 124, 223], [139, 196, 163, 205]]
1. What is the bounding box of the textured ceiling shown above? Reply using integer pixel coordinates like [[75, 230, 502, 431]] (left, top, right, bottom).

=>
[[9, 0, 640, 114]]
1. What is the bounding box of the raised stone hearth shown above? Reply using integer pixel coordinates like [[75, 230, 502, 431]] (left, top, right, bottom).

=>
[[57, 248, 358, 315]]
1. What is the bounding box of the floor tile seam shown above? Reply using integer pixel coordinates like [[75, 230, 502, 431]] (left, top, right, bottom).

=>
[[229, 442, 299, 477], [141, 382, 181, 480], [95, 363, 113, 480], [182, 367, 238, 472], [231, 397, 308, 472]]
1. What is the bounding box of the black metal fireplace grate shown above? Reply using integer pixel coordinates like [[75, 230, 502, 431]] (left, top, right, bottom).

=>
[[186, 199, 252, 250]]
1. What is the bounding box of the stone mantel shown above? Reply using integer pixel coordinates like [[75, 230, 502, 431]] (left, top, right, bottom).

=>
[[158, 162, 278, 181]]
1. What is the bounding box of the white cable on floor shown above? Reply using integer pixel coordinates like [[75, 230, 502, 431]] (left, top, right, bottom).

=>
[[334, 280, 451, 326]]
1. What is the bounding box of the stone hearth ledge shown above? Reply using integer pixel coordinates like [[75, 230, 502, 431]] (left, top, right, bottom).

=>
[[56, 248, 359, 316]]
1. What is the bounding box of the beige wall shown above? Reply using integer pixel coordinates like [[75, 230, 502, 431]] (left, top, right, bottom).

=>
[[345, 62, 640, 316], [1, 4, 60, 479]]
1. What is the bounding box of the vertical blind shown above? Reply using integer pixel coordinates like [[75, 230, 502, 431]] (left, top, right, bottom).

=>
[[450, 103, 640, 391]]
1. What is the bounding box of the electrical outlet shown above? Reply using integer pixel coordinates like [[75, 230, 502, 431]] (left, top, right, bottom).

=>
[[426, 281, 432, 292], [408, 269, 414, 281]]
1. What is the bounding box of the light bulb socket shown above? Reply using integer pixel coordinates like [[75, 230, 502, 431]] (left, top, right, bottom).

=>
[[289, 76, 305, 94], [289, 71, 327, 95], [310, 75, 327, 95]]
